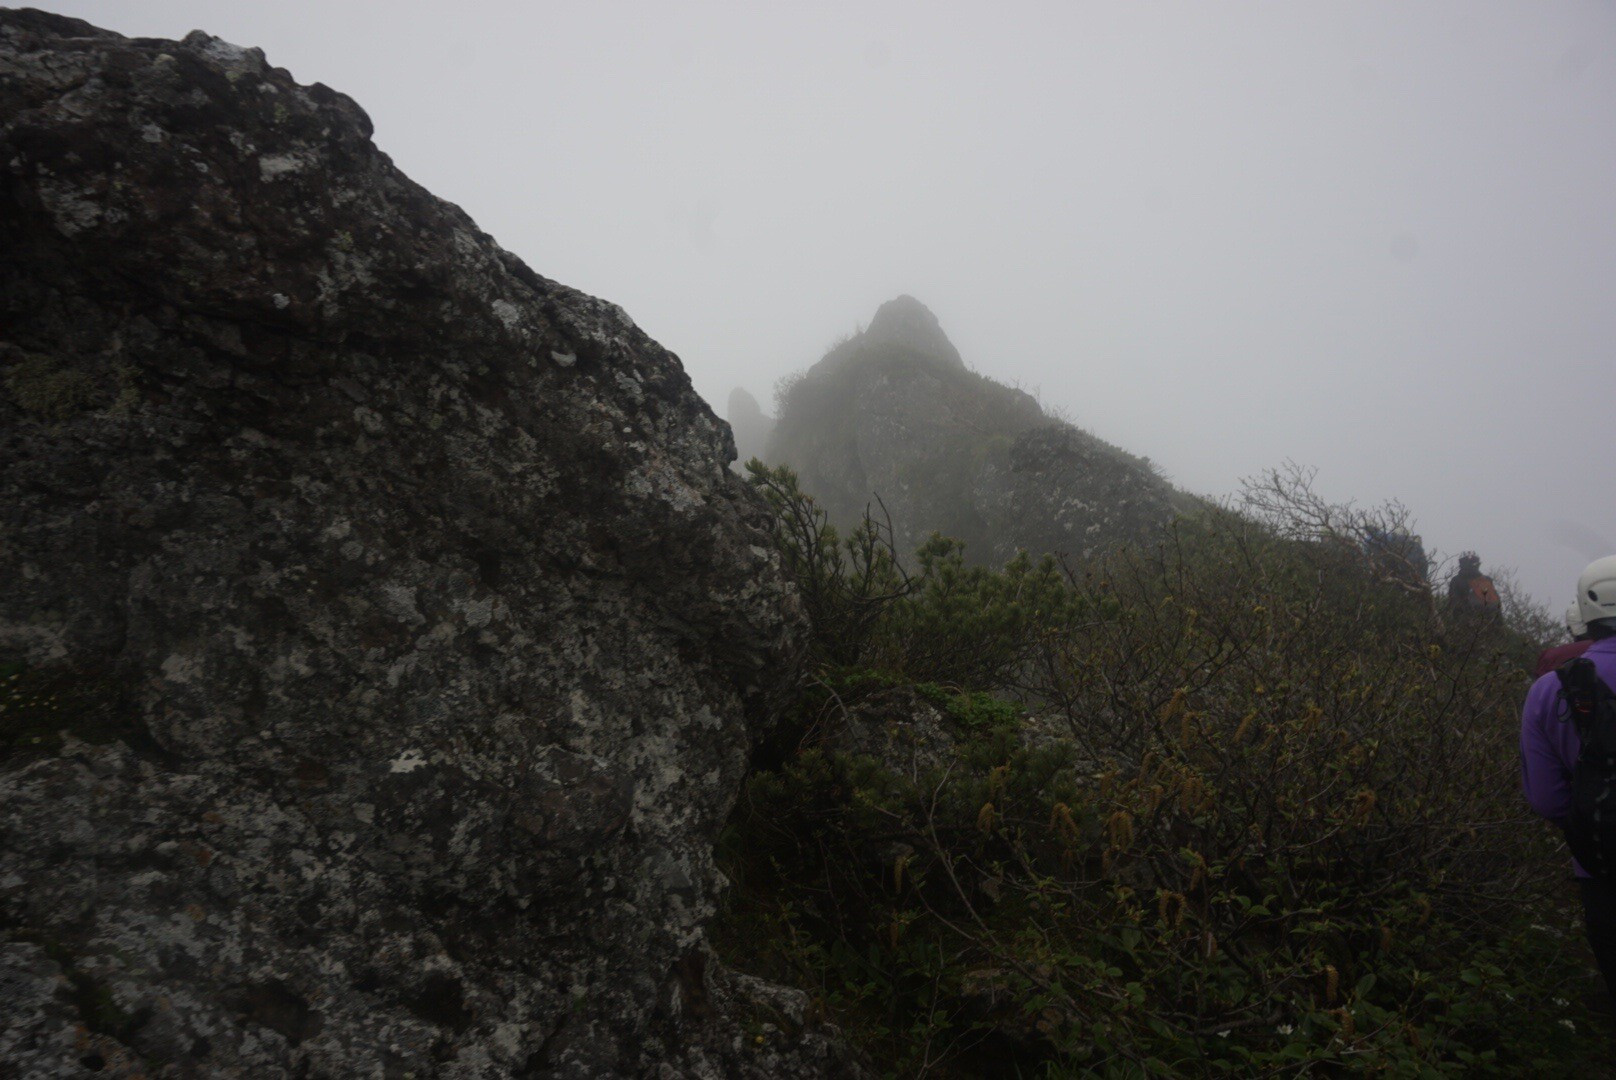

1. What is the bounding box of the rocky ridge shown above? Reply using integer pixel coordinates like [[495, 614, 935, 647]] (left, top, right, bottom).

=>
[[0, 10, 854, 1078], [760, 295, 1182, 565]]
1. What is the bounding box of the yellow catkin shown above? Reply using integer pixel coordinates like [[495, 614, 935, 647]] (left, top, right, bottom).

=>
[[1157, 890, 1186, 928], [1351, 789, 1377, 826], [1417, 896, 1432, 926], [1333, 1008, 1355, 1040], [1144, 784, 1166, 815], [893, 854, 908, 892], [1324, 964, 1340, 1004], [977, 802, 997, 834], [1106, 811, 1134, 850], [987, 764, 1010, 795], [1233, 712, 1255, 743], [1050, 802, 1079, 843], [1180, 773, 1206, 816], [1160, 688, 1188, 723]]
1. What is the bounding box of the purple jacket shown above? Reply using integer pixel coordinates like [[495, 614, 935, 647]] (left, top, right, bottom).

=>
[[1520, 636, 1616, 877]]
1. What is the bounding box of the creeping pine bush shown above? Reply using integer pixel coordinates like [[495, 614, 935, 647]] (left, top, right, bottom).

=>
[[717, 465, 1611, 1077]]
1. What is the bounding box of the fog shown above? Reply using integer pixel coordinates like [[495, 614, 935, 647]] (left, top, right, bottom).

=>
[[30, 0, 1616, 611]]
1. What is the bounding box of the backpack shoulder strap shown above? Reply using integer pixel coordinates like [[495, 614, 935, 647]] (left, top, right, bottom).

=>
[[1557, 657, 1616, 753]]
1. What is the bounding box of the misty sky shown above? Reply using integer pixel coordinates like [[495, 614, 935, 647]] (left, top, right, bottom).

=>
[[29, 0, 1616, 613]]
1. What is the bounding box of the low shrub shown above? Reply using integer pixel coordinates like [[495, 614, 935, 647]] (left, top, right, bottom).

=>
[[717, 466, 1611, 1077]]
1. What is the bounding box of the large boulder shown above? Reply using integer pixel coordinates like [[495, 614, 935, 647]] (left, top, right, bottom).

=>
[[0, 11, 850, 1078]]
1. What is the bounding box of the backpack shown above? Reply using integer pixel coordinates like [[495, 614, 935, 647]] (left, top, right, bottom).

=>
[[1556, 657, 1616, 878], [1468, 575, 1499, 609]]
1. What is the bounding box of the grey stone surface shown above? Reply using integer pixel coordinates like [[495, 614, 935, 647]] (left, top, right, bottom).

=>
[[0, 10, 854, 1077], [821, 686, 957, 780]]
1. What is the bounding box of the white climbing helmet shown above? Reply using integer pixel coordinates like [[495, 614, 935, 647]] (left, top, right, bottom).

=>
[[1567, 602, 1588, 640], [1577, 555, 1616, 631]]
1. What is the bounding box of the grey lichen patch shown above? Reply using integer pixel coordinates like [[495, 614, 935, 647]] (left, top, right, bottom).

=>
[[34, 180, 107, 236], [107, 362, 141, 416], [2, 352, 97, 419], [490, 299, 521, 330]]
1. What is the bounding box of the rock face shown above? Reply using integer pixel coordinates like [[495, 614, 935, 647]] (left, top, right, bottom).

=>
[[767, 296, 1179, 564], [0, 12, 852, 1078], [724, 386, 773, 471], [838, 295, 964, 373]]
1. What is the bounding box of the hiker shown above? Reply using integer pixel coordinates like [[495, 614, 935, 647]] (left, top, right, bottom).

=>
[[1447, 551, 1501, 620], [1536, 603, 1594, 678], [1362, 527, 1429, 589], [1521, 555, 1616, 996]]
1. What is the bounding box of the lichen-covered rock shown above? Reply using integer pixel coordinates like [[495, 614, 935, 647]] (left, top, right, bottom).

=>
[[0, 11, 852, 1077], [821, 686, 957, 780], [767, 296, 1181, 565], [975, 424, 1179, 565]]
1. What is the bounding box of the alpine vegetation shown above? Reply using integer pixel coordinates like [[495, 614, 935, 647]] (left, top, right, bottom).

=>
[[717, 463, 1611, 1076]]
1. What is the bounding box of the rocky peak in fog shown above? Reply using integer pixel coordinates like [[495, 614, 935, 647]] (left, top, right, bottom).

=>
[[767, 296, 1184, 564], [858, 294, 964, 370]]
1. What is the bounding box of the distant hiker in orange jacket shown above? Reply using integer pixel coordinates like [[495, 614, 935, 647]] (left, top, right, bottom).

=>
[[1446, 552, 1501, 620]]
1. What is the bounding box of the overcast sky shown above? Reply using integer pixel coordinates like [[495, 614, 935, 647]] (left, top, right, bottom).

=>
[[31, 0, 1616, 612]]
